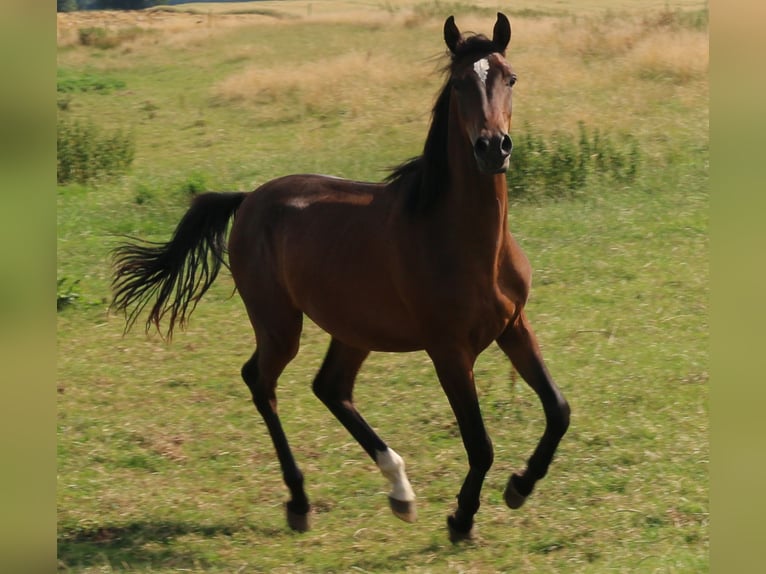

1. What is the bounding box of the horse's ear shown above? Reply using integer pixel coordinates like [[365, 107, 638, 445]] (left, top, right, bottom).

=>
[[444, 15, 461, 54], [492, 12, 511, 53]]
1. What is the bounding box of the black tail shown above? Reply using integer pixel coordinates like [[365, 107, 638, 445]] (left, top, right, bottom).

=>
[[111, 191, 248, 338]]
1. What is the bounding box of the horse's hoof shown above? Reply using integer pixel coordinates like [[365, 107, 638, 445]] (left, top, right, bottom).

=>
[[447, 514, 474, 544], [504, 474, 528, 509], [286, 505, 311, 532], [389, 496, 417, 523]]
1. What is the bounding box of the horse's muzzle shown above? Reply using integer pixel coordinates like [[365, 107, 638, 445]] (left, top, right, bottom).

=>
[[473, 133, 513, 174]]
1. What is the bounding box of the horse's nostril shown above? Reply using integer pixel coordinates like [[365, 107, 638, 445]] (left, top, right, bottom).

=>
[[474, 137, 490, 155], [501, 134, 513, 155]]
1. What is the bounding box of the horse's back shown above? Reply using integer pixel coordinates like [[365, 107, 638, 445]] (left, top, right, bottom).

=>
[[229, 174, 424, 350]]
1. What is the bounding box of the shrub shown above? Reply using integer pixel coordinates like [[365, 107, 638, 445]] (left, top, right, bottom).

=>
[[57, 278, 80, 311], [57, 119, 135, 185], [133, 183, 155, 205], [178, 172, 208, 197], [507, 122, 640, 202], [77, 26, 148, 49], [58, 96, 72, 111], [78, 27, 119, 49]]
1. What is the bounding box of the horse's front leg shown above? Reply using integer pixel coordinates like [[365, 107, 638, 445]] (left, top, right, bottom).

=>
[[429, 349, 493, 542], [496, 311, 570, 509]]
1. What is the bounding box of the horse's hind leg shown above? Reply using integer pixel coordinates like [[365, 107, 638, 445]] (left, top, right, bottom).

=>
[[312, 338, 417, 523], [241, 312, 310, 531], [496, 311, 570, 509]]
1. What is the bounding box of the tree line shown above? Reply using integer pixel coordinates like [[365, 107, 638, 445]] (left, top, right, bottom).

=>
[[58, 0, 253, 9], [57, 1, 168, 11]]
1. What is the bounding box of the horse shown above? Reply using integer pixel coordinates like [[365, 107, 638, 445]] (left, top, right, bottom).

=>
[[111, 12, 570, 542]]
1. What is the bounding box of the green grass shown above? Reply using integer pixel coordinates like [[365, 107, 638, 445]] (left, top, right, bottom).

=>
[[57, 2, 708, 571], [57, 69, 127, 94]]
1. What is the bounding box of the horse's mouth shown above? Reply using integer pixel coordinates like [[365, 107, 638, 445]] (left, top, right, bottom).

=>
[[475, 156, 510, 175]]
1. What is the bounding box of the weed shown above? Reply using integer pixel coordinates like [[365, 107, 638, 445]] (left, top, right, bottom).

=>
[[507, 122, 640, 202], [140, 100, 160, 120], [133, 183, 155, 205], [57, 95, 72, 111], [78, 26, 148, 49], [57, 119, 135, 185], [78, 27, 116, 49], [57, 278, 80, 311], [178, 172, 208, 197]]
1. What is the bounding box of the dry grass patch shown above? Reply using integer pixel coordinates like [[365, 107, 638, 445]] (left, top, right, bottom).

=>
[[505, 10, 707, 136], [627, 29, 708, 83], [552, 7, 708, 63], [214, 50, 420, 118], [57, 10, 282, 49], [557, 17, 645, 59]]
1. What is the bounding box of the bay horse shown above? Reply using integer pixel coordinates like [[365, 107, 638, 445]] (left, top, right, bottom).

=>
[[112, 13, 570, 541]]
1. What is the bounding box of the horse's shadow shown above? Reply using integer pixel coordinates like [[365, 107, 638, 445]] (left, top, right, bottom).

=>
[[57, 520, 284, 570], [58, 520, 469, 570]]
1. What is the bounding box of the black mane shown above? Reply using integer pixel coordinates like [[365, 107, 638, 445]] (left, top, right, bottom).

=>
[[385, 34, 501, 214]]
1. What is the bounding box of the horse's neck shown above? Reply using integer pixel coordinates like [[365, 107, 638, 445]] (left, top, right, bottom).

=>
[[441, 104, 509, 249]]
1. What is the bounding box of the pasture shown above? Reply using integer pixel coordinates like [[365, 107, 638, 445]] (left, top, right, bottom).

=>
[[57, 1, 708, 572]]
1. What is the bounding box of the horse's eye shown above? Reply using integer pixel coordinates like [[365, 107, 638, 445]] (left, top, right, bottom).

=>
[[508, 75, 517, 87]]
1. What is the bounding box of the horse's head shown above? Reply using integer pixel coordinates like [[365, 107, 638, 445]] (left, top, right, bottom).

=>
[[444, 13, 516, 174]]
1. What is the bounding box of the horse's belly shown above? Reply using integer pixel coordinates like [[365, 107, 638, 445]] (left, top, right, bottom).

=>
[[302, 298, 424, 353]]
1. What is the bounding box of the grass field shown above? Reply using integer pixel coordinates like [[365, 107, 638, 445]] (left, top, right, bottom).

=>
[[57, 1, 708, 571]]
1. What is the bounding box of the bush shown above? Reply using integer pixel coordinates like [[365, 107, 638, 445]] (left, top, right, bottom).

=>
[[78, 27, 117, 49], [133, 183, 155, 205], [178, 172, 208, 197], [77, 26, 148, 49], [57, 278, 80, 311], [57, 119, 135, 185], [507, 122, 640, 202]]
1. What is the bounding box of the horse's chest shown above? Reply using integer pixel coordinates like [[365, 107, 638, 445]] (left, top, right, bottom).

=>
[[418, 279, 515, 352], [468, 285, 516, 347]]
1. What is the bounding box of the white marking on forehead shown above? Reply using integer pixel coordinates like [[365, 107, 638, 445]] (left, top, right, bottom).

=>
[[473, 58, 490, 85]]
